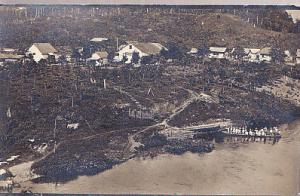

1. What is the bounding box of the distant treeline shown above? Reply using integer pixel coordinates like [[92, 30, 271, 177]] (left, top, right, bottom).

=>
[[1, 5, 300, 51], [1, 5, 299, 33]]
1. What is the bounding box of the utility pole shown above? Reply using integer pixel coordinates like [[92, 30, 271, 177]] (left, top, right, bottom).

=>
[[54, 117, 57, 154], [116, 37, 119, 50]]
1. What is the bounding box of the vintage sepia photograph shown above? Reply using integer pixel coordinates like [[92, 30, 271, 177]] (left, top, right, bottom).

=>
[[0, 0, 300, 195]]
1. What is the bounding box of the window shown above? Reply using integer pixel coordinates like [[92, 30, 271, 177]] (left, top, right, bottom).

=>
[[129, 45, 132, 49]]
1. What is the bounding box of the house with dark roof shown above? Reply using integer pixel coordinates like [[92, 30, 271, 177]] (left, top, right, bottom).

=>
[[27, 43, 58, 63], [114, 41, 167, 64]]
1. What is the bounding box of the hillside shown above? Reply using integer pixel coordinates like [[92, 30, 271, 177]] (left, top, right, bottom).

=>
[[1, 9, 300, 52]]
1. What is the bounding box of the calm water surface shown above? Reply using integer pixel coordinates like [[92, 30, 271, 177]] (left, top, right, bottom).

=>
[[22, 120, 300, 195]]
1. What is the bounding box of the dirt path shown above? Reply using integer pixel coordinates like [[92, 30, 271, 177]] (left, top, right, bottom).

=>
[[123, 88, 222, 157]]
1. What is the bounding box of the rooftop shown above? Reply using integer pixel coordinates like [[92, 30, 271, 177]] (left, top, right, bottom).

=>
[[260, 47, 272, 55], [91, 51, 109, 60], [244, 48, 260, 54], [128, 42, 166, 55], [90, 37, 109, 42], [0, 53, 24, 59], [209, 47, 227, 53], [33, 43, 57, 55]]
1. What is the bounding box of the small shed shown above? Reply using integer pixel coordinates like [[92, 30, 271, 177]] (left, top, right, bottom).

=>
[[87, 51, 109, 66], [208, 47, 227, 59], [187, 48, 198, 55]]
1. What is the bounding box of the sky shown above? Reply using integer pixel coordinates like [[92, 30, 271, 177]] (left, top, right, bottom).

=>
[[1, 0, 300, 6]]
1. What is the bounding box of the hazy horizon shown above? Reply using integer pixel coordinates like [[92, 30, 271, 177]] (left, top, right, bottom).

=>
[[1, 0, 300, 6]]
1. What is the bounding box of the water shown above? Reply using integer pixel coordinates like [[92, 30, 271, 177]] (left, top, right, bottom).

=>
[[18, 119, 300, 195]]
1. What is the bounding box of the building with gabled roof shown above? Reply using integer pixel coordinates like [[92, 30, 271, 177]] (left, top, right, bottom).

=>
[[259, 47, 272, 63], [27, 43, 58, 63], [87, 51, 109, 66], [114, 41, 167, 64], [208, 47, 227, 59]]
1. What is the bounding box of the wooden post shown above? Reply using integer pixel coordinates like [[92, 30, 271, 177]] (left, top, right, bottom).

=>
[[54, 118, 57, 154], [116, 37, 119, 50], [103, 79, 106, 89], [33, 73, 36, 89]]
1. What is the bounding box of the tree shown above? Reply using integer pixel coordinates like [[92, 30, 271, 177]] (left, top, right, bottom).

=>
[[39, 59, 48, 66], [107, 51, 115, 62], [141, 56, 152, 65], [232, 46, 246, 60], [121, 55, 128, 63], [72, 48, 81, 62], [271, 48, 285, 64], [82, 46, 92, 60], [294, 20, 300, 33], [58, 55, 67, 65], [197, 46, 210, 57], [162, 42, 184, 60], [261, 10, 294, 33], [131, 51, 140, 64]]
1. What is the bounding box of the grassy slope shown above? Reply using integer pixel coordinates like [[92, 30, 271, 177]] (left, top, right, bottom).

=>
[[1, 11, 300, 51]]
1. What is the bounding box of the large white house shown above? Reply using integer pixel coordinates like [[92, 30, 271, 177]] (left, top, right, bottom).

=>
[[114, 41, 167, 64], [27, 43, 58, 63]]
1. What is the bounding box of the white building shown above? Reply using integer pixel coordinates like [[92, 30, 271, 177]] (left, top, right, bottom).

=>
[[87, 51, 109, 66], [296, 49, 300, 65], [114, 41, 167, 64], [284, 50, 293, 64], [0, 48, 17, 53], [259, 47, 272, 63], [90, 37, 108, 43], [27, 43, 58, 63], [0, 53, 24, 63], [187, 48, 198, 55], [208, 47, 227, 59], [243, 48, 261, 62]]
